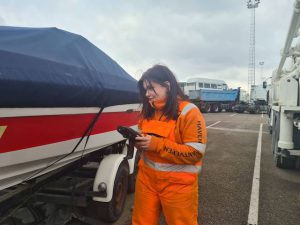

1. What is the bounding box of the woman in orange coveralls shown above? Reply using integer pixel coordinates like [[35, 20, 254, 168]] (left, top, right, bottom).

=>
[[132, 64, 207, 225]]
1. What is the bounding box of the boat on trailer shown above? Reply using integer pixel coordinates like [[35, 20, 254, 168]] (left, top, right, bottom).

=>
[[0, 26, 140, 192]]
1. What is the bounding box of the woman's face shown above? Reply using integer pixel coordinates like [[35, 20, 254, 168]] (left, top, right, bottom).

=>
[[143, 80, 169, 103]]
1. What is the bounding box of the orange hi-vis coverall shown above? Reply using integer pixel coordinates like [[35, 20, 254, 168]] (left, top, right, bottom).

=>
[[132, 100, 207, 225]]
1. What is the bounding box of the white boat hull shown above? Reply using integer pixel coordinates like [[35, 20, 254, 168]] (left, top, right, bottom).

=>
[[0, 104, 139, 190]]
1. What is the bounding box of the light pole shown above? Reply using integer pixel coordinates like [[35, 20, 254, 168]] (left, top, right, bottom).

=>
[[259, 61, 264, 83], [247, 0, 260, 99]]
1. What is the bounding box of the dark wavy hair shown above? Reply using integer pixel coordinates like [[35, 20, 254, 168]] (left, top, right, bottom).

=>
[[138, 64, 187, 120]]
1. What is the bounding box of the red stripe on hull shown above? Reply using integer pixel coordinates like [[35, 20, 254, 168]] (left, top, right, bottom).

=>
[[0, 111, 139, 153]]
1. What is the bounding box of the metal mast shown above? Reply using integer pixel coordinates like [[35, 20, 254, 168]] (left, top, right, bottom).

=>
[[259, 61, 264, 82], [247, 0, 260, 96]]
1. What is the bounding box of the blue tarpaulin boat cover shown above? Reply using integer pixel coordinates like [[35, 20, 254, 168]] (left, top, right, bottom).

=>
[[0, 26, 140, 107]]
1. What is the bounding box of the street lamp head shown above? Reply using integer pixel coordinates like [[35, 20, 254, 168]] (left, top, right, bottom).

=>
[[247, 0, 252, 8], [247, 0, 260, 9]]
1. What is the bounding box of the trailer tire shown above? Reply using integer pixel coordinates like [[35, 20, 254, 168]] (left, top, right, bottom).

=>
[[128, 150, 141, 193], [203, 103, 211, 113], [226, 107, 233, 112], [275, 153, 281, 168], [275, 153, 296, 169], [272, 112, 295, 169], [211, 104, 220, 113], [88, 160, 129, 222]]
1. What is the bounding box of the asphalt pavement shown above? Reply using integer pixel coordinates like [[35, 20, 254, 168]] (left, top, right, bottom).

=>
[[79, 112, 300, 225]]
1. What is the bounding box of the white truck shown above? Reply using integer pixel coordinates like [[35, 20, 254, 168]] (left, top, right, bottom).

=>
[[246, 84, 269, 114], [268, 0, 300, 169], [250, 84, 270, 102]]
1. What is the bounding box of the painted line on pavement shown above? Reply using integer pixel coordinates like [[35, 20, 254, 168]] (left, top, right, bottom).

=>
[[230, 113, 237, 117], [207, 126, 267, 134], [207, 121, 221, 128], [247, 123, 263, 225]]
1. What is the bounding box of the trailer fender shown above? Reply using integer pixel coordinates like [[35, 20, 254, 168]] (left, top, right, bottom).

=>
[[93, 154, 128, 202], [122, 143, 138, 176]]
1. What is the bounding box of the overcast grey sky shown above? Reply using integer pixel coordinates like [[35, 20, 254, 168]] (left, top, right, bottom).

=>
[[0, 0, 295, 90]]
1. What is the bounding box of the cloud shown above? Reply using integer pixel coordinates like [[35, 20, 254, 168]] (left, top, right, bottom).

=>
[[0, 0, 295, 92], [0, 16, 5, 25]]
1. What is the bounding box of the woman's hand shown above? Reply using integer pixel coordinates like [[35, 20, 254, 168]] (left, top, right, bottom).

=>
[[135, 135, 152, 151]]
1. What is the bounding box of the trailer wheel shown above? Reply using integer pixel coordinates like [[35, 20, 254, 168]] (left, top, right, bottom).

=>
[[211, 104, 219, 113], [226, 107, 233, 112], [128, 150, 141, 193], [275, 154, 295, 169], [272, 112, 295, 169], [203, 103, 211, 113], [268, 126, 272, 134], [88, 160, 129, 222]]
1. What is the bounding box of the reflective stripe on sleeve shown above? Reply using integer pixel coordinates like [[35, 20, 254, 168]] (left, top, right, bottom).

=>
[[180, 103, 197, 116], [143, 155, 202, 173], [185, 142, 206, 154]]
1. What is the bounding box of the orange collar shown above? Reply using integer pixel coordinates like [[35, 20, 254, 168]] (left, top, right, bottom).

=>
[[149, 99, 166, 110]]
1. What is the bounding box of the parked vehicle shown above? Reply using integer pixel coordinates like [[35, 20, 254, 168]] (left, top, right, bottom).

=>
[[0, 26, 140, 224], [246, 84, 269, 114], [250, 84, 270, 102], [248, 100, 268, 114], [179, 78, 244, 113], [232, 88, 250, 113], [189, 88, 240, 113], [232, 102, 249, 113], [268, 1, 300, 169]]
